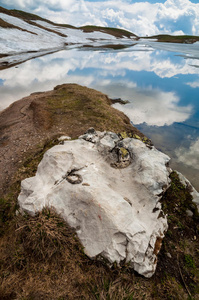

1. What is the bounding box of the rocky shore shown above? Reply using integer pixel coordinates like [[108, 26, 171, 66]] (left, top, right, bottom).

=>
[[0, 84, 198, 299], [0, 83, 143, 197]]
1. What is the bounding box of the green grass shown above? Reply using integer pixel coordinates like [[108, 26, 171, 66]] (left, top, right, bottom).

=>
[[184, 254, 196, 269]]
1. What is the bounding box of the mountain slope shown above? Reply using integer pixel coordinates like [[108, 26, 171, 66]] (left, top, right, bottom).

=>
[[1, 6, 199, 70], [0, 6, 137, 56]]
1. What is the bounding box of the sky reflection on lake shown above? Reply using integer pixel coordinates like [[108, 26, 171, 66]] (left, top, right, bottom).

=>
[[0, 43, 199, 190]]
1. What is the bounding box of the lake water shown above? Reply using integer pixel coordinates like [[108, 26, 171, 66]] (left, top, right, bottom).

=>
[[0, 41, 199, 190]]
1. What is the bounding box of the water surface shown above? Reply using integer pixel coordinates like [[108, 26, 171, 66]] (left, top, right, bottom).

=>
[[0, 42, 199, 190]]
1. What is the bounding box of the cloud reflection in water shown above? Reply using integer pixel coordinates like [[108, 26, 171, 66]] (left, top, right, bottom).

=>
[[0, 45, 199, 189]]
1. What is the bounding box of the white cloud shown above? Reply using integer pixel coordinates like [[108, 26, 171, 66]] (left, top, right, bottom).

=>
[[0, 47, 193, 124], [175, 138, 199, 169], [1, 0, 199, 36], [186, 80, 199, 88], [113, 89, 192, 126]]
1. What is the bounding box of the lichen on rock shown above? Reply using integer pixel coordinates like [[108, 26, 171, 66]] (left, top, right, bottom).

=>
[[18, 129, 171, 278]]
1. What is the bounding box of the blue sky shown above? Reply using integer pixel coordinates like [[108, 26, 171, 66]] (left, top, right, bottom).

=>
[[0, 0, 199, 36]]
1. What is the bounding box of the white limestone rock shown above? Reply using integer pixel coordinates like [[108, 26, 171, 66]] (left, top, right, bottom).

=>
[[18, 129, 171, 278], [58, 136, 71, 141]]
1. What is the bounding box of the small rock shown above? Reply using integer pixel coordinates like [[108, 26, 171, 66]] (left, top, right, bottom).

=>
[[82, 183, 90, 186], [186, 209, 193, 217], [166, 252, 172, 258], [58, 136, 71, 141]]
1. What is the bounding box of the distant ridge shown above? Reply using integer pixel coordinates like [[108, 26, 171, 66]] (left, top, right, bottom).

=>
[[0, 5, 199, 70], [0, 6, 137, 39]]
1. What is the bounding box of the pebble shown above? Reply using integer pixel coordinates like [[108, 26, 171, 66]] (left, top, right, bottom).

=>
[[186, 209, 193, 217], [166, 252, 172, 258]]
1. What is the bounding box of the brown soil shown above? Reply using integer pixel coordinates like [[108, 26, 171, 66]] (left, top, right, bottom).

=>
[[27, 19, 68, 38], [0, 49, 61, 71], [0, 13, 67, 38], [0, 54, 8, 59], [0, 83, 143, 197], [0, 17, 37, 35]]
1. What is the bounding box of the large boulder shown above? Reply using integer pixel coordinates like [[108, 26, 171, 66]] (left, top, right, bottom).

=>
[[18, 129, 170, 277]]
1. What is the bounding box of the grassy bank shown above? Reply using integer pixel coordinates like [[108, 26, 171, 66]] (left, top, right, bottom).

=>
[[147, 34, 199, 44]]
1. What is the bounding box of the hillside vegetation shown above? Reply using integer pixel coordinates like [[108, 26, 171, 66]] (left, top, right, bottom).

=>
[[147, 34, 199, 43]]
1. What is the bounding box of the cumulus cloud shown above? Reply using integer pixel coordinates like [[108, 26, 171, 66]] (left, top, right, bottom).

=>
[[0, 47, 193, 124], [1, 0, 199, 36], [113, 89, 192, 126], [175, 138, 199, 169], [186, 80, 199, 88]]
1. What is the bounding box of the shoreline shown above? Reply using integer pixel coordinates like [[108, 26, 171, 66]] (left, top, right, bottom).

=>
[[0, 83, 199, 299], [0, 83, 144, 196], [1, 83, 198, 195]]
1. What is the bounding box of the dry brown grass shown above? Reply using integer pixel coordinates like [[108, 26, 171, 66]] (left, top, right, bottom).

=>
[[47, 84, 143, 138], [0, 208, 153, 300], [26, 20, 68, 38], [148, 34, 199, 44], [0, 168, 198, 300], [80, 25, 137, 39], [0, 18, 16, 28], [0, 17, 36, 35]]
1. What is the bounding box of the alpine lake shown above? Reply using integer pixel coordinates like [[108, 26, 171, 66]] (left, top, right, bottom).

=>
[[1, 40, 199, 191]]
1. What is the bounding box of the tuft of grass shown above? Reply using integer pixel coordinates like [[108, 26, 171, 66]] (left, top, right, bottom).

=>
[[184, 254, 196, 269], [161, 171, 199, 220], [15, 208, 80, 260]]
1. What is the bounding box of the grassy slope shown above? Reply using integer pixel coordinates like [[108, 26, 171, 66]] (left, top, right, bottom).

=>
[[80, 25, 137, 39], [0, 18, 18, 28], [0, 17, 37, 36], [0, 84, 198, 299], [0, 6, 48, 22], [0, 6, 68, 38], [1, 5, 199, 44], [147, 34, 199, 44], [0, 6, 137, 40]]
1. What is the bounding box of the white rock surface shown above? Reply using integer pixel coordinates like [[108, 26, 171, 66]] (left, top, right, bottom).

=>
[[18, 129, 171, 278]]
